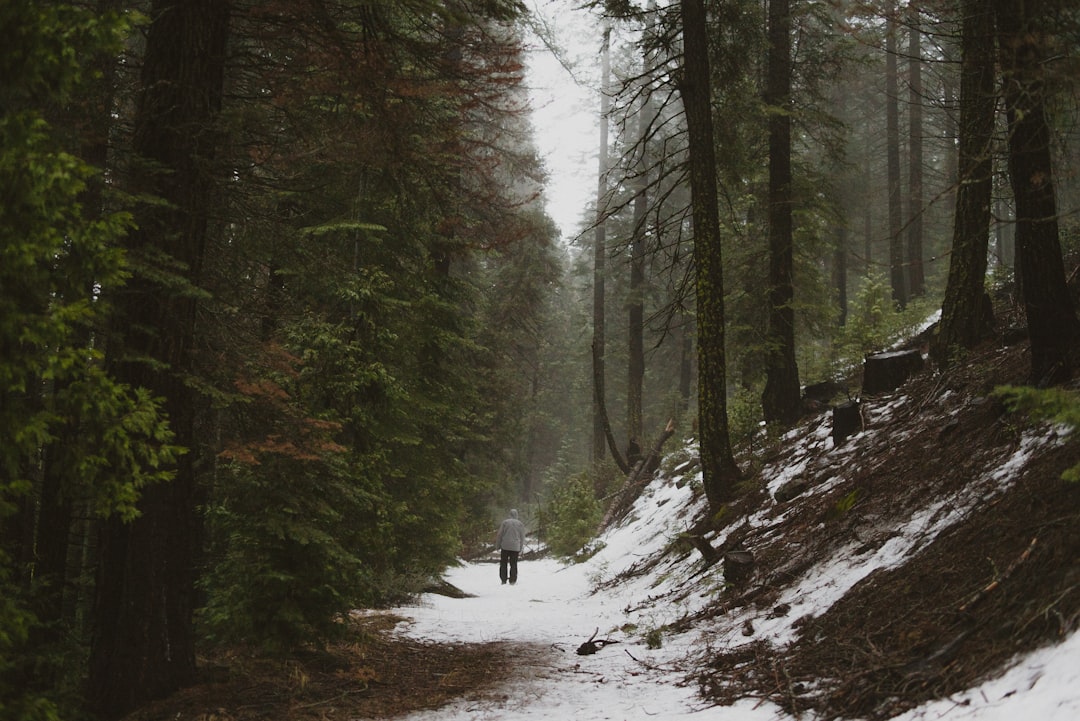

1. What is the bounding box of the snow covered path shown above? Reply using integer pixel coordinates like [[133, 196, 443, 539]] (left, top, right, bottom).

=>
[[388, 537, 1080, 721], [391, 554, 1080, 721], [386, 436, 1079, 721], [390, 558, 774, 721]]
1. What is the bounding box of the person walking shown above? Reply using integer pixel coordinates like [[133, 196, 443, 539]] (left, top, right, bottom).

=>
[[495, 509, 526, 585]]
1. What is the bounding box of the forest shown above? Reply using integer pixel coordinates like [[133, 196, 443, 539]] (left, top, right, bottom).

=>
[[0, 1, 1077, 719]]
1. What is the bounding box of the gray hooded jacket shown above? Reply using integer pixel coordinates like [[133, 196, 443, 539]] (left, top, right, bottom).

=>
[[496, 509, 527, 553]]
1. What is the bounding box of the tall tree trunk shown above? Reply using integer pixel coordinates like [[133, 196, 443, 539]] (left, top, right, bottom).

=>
[[995, 0, 1080, 384], [761, 0, 800, 426], [628, 13, 655, 465], [680, 0, 740, 508], [885, 2, 906, 308], [863, 138, 873, 272], [933, 0, 996, 364], [942, 42, 959, 227], [679, 315, 694, 415], [592, 27, 611, 465], [906, 1, 925, 298], [836, 224, 849, 326], [994, 194, 1006, 269], [89, 2, 229, 717]]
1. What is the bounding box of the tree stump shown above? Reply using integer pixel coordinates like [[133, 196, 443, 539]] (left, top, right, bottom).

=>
[[862, 349, 924, 395], [832, 400, 862, 444], [723, 550, 754, 586], [801, 380, 848, 415]]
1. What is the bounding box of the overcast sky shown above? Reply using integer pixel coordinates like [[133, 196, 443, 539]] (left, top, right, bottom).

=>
[[525, 0, 601, 244]]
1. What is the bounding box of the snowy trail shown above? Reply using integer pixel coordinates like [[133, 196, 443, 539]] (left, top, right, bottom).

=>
[[390, 558, 777, 721], [386, 439, 1080, 721], [390, 538, 1080, 721], [391, 554, 1080, 721]]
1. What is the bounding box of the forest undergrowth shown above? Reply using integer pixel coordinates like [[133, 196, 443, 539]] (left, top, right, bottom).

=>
[[126, 310, 1079, 721]]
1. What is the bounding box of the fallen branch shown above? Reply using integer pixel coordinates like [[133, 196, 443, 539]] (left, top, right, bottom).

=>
[[958, 536, 1038, 613], [576, 627, 620, 655], [624, 649, 684, 674], [293, 691, 354, 710]]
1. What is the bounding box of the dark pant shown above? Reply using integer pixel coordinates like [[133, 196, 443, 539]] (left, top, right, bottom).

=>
[[499, 549, 519, 584]]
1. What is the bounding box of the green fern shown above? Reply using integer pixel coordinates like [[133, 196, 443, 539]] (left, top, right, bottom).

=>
[[995, 385, 1080, 482]]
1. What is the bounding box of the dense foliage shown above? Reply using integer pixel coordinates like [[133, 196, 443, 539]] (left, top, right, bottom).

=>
[[0, 4, 179, 720]]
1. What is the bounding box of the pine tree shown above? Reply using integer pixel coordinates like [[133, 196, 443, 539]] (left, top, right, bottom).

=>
[[680, 0, 740, 507], [761, 0, 801, 426], [1, 3, 177, 718], [995, 0, 1080, 383], [89, 1, 231, 716]]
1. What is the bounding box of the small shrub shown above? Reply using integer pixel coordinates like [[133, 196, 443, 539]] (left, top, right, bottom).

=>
[[645, 627, 663, 649], [543, 472, 602, 558], [832, 274, 940, 371]]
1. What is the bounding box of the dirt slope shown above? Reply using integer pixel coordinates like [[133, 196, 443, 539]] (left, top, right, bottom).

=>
[[694, 339, 1080, 719]]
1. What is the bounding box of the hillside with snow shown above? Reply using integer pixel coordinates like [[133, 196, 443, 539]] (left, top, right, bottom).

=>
[[392, 340, 1080, 720]]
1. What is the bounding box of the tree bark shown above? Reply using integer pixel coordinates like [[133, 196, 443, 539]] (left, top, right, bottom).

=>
[[942, 41, 959, 232], [599, 419, 675, 529], [885, 2, 906, 308], [680, 0, 740, 508], [995, 0, 1080, 384], [593, 27, 611, 465], [89, 2, 230, 717], [906, 2, 925, 298], [628, 21, 653, 465], [679, 315, 694, 415], [933, 0, 996, 365], [835, 224, 849, 326], [761, 0, 801, 427], [593, 338, 630, 474]]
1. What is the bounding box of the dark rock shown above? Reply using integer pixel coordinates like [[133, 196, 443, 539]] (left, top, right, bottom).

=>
[[775, 478, 811, 503]]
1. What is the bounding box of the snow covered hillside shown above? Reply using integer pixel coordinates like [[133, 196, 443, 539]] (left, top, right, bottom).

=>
[[393, 343, 1080, 720]]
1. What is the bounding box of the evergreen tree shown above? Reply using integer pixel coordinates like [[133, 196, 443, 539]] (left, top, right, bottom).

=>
[[885, 0, 906, 308], [1, 3, 177, 718], [680, 0, 741, 507], [88, 1, 231, 716], [193, 0, 554, 649], [995, 0, 1080, 383], [934, 0, 997, 364], [593, 26, 617, 468], [906, 1, 926, 298], [761, 0, 802, 426]]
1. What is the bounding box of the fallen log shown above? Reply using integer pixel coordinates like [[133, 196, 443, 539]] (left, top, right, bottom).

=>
[[421, 578, 474, 599], [598, 419, 676, 530]]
